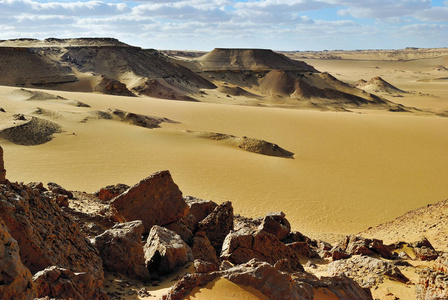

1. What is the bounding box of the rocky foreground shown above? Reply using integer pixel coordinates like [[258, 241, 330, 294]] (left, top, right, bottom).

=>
[[0, 145, 447, 299]]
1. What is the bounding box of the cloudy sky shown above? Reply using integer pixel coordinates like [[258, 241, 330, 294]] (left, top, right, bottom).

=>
[[0, 0, 447, 50]]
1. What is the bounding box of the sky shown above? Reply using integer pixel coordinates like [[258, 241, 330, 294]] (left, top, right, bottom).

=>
[[0, 0, 447, 51]]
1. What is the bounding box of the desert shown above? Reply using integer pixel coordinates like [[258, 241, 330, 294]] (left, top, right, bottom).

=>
[[0, 38, 448, 300]]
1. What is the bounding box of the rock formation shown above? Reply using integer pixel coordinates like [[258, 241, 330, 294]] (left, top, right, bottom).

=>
[[92, 220, 149, 281], [0, 146, 5, 183], [110, 170, 189, 232]]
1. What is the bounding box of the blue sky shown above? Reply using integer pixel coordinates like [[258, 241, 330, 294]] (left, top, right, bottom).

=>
[[0, 0, 447, 50]]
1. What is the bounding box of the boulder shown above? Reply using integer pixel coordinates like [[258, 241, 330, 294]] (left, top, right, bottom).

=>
[[163, 259, 373, 300], [0, 182, 105, 297], [110, 171, 189, 232], [92, 220, 149, 281], [47, 182, 73, 199], [333, 235, 393, 259], [191, 231, 220, 267], [0, 146, 6, 183], [328, 255, 409, 288], [221, 229, 303, 271], [0, 218, 36, 299], [258, 211, 291, 241], [33, 266, 108, 300], [144, 225, 193, 275], [412, 237, 438, 261], [197, 201, 233, 255], [183, 196, 218, 224], [96, 183, 130, 202], [194, 259, 218, 273]]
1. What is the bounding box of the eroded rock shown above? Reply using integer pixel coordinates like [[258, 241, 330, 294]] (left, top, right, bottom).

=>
[[96, 183, 130, 202], [0, 146, 6, 183], [110, 171, 189, 232], [259, 211, 291, 241], [192, 231, 220, 268]]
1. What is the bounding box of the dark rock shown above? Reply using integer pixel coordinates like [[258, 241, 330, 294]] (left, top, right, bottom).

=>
[[194, 259, 218, 273], [110, 171, 189, 233], [92, 220, 149, 281], [0, 146, 5, 183], [411, 237, 438, 261], [164, 214, 196, 244], [47, 182, 73, 199], [144, 225, 193, 275], [0, 218, 37, 299], [197, 201, 233, 255], [191, 231, 219, 267]]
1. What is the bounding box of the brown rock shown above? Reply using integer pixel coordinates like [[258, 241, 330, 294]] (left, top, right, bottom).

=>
[[161, 272, 218, 300], [144, 225, 193, 275], [197, 201, 233, 255], [435, 253, 448, 273], [258, 211, 291, 241], [92, 220, 150, 281], [412, 237, 438, 261], [164, 214, 196, 244], [0, 218, 36, 299], [192, 231, 220, 267], [334, 235, 393, 259], [97, 183, 130, 202], [47, 182, 73, 199], [183, 196, 218, 223], [0, 181, 105, 296], [33, 266, 108, 300], [221, 229, 303, 272], [0, 146, 5, 183], [110, 171, 189, 232], [194, 259, 218, 273]]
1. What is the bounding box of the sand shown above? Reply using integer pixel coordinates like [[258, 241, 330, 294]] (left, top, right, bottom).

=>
[[1, 81, 448, 242]]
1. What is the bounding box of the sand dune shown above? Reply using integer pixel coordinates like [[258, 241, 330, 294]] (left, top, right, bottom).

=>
[[357, 76, 406, 95]]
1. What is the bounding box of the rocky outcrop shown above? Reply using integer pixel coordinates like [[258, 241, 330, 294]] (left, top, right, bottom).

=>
[[110, 171, 189, 232], [328, 255, 409, 288], [191, 231, 220, 268], [0, 181, 105, 297], [221, 229, 303, 271], [197, 201, 233, 255], [164, 214, 196, 244], [163, 259, 372, 300], [107, 108, 179, 129], [92, 220, 149, 281], [416, 270, 448, 300], [259, 211, 291, 241], [95, 76, 136, 97], [144, 226, 193, 275], [33, 266, 108, 300], [330, 235, 393, 260], [0, 146, 6, 183], [0, 219, 36, 299], [96, 183, 130, 202]]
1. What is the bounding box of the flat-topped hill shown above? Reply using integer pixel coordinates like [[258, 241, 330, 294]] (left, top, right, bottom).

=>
[[197, 48, 317, 72], [0, 37, 130, 48]]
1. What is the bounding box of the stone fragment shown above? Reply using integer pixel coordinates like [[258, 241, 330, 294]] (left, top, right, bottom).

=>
[[258, 211, 291, 240], [92, 220, 149, 281], [191, 231, 220, 267], [411, 237, 438, 261], [110, 171, 189, 232], [183, 196, 218, 224], [96, 183, 130, 202], [144, 225, 193, 275]]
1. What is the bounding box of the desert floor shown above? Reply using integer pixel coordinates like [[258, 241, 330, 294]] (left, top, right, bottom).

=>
[[2, 53, 448, 242]]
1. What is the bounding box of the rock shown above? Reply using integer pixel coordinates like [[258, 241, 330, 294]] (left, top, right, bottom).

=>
[[33, 266, 108, 300], [412, 237, 438, 261], [416, 270, 448, 300], [164, 214, 196, 244], [96, 183, 130, 202], [0, 218, 37, 299], [328, 255, 409, 288], [197, 201, 233, 255], [0, 181, 105, 297], [191, 231, 220, 267], [194, 259, 218, 273], [183, 196, 218, 223], [47, 182, 73, 199], [110, 171, 189, 232], [144, 225, 193, 275], [221, 229, 303, 272], [163, 259, 373, 300], [333, 235, 393, 259], [0, 146, 6, 183], [435, 253, 448, 273], [92, 220, 149, 281], [258, 211, 291, 241]]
